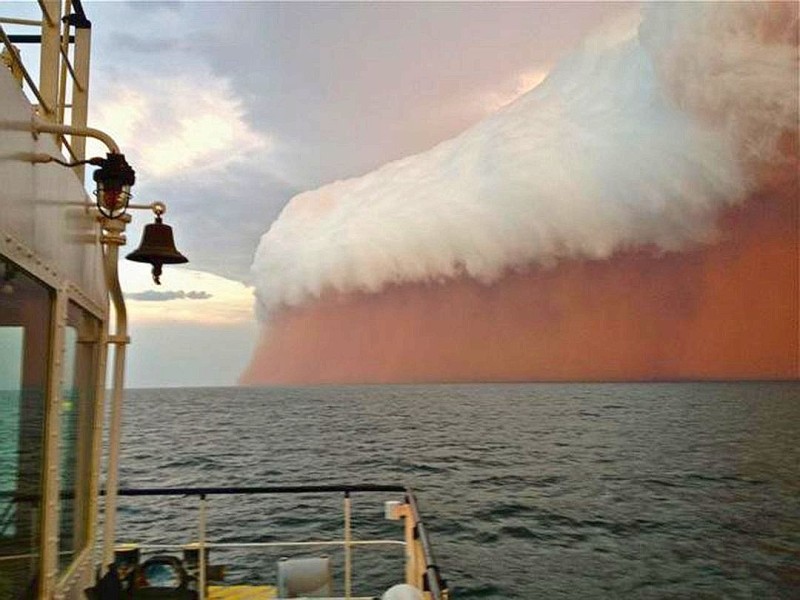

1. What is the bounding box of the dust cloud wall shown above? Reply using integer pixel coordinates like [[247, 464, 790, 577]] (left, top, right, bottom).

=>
[[242, 3, 799, 384]]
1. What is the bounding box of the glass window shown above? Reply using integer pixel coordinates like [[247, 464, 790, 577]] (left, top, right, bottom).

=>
[[0, 258, 52, 599], [58, 302, 100, 573]]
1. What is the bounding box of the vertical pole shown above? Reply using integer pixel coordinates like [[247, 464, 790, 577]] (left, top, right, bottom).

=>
[[86, 308, 108, 562], [39, 287, 67, 599], [343, 492, 352, 600], [400, 504, 417, 587], [101, 333, 126, 566], [198, 495, 207, 600], [100, 339, 126, 567], [72, 331, 95, 554], [16, 282, 51, 594], [56, 0, 70, 126], [38, 0, 61, 121], [69, 9, 92, 178], [100, 216, 130, 569]]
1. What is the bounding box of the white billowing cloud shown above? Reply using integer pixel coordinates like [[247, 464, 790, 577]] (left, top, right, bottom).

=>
[[251, 3, 797, 316], [120, 265, 254, 325], [90, 71, 269, 179]]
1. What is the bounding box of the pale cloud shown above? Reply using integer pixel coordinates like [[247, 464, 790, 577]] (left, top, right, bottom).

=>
[[477, 69, 550, 114], [89, 72, 270, 179], [120, 265, 255, 325]]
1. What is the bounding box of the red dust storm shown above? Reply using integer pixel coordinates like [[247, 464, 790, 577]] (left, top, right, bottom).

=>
[[242, 2, 799, 385], [242, 151, 798, 384]]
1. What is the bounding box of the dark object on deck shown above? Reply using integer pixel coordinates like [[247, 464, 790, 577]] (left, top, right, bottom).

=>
[[84, 564, 122, 600]]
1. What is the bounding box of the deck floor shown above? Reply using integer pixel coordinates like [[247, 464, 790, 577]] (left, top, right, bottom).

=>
[[208, 585, 277, 599]]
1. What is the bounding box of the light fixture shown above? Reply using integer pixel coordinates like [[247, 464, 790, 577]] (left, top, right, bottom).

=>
[[92, 152, 136, 218], [30, 150, 135, 219], [22, 119, 187, 285], [125, 202, 188, 285], [29, 148, 189, 284]]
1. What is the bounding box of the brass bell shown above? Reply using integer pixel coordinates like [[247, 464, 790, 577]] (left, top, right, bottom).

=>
[[126, 213, 188, 284]]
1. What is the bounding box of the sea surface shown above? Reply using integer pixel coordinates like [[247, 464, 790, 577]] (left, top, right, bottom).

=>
[[114, 383, 800, 599]]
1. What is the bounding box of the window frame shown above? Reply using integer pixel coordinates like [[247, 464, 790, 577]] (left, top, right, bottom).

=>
[[0, 240, 109, 598], [0, 257, 54, 598], [57, 301, 102, 574]]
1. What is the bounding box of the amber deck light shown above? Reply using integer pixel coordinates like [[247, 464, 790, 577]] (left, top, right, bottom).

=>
[[92, 151, 135, 218]]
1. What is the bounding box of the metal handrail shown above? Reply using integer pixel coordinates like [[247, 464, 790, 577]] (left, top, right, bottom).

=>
[[102, 484, 448, 600], [0, 17, 42, 27], [407, 489, 448, 599], [59, 43, 82, 92], [60, 133, 78, 161], [0, 25, 53, 114], [108, 484, 406, 497], [131, 540, 406, 550], [0, 0, 90, 163]]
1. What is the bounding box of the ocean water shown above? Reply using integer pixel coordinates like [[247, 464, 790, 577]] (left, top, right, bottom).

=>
[[114, 383, 800, 599]]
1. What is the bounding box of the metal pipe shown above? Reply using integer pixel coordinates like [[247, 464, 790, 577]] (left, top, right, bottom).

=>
[[344, 492, 352, 600], [198, 495, 207, 600], [70, 19, 91, 176], [0, 117, 119, 155], [0, 27, 53, 113], [87, 301, 109, 574], [0, 17, 42, 27], [37, 0, 60, 118], [400, 504, 417, 587], [60, 134, 78, 162], [107, 484, 406, 496], [100, 216, 130, 568], [57, 2, 70, 125], [131, 540, 405, 550], [59, 45, 82, 92], [6, 34, 74, 43], [128, 202, 162, 212], [37, 0, 56, 26], [406, 487, 448, 600], [39, 285, 68, 598], [405, 489, 447, 600], [31, 116, 119, 153]]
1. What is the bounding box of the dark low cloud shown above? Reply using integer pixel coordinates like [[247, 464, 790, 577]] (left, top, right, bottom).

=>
[[114, 33, 186, 55], [126, 290, 212, 302], [126, 168, 295, 284]]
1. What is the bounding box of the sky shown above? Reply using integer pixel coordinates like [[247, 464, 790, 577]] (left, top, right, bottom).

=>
[[238, 2, 798, 384], [69, 0, 633, 387], [5, 1, 793, 386]]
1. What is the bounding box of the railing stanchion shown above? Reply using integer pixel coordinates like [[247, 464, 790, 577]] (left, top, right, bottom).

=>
[[344, 491, 352, 600], [199, 494, 207, 600], [101, 485, 442, 598]]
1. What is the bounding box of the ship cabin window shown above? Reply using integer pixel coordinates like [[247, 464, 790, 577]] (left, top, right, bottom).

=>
[[0, 258, 53, 598], [58, 302, 100, 573]]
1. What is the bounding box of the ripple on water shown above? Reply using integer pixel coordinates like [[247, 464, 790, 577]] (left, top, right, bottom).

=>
[[114, 383, 800, 600]]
